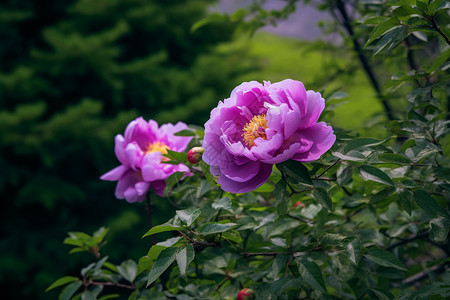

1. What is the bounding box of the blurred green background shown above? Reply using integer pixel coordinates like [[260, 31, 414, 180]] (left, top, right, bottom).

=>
[[0, 0, 385, 299]]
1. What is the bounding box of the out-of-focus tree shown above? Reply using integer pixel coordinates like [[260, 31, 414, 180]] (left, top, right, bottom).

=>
[[0, 1, 259, 299]]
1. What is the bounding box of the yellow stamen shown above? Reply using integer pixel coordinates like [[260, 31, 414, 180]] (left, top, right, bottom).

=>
[[242, 114, 268, 147], [146, 141, 169, 157]]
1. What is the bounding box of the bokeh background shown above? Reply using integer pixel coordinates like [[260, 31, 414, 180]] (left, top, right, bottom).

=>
[[0, 0, 390, 298]]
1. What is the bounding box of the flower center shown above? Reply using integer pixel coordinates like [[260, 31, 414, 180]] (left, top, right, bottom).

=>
[[242, 114, 268, 147], [146, 141, 169, 157]]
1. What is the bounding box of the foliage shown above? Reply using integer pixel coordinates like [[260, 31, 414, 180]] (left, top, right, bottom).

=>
[[48, 1, 449, 299], [0, 0, 258, 299]]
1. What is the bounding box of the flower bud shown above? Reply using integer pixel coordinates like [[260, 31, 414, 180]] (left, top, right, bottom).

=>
[[187, 147, 204, 164], [237, 288, 255, 300], [293, 201, 305, 209]]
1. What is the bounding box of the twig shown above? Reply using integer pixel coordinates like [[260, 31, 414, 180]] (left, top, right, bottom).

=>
[[430, 16, 450, 46], [315, 159, 341, 179], [400, 262, 449, 286], [287, 213, 311, 224], [83, 278, 134, 290], [385, 231, 429, 251]]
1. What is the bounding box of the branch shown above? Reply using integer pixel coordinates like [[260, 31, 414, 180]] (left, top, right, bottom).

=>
[[83, 278, 135, 290], [430, 16, 450, 46], [401, 262, 450, 286], [333, 0, 395, 121]]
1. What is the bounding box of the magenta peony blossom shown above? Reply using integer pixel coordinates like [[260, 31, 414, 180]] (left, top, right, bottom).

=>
[[203, 79, 336, 193], [101, 117, 192, 202]]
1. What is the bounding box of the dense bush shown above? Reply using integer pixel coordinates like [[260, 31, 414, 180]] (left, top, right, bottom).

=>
[[47, 1, 449, 299]]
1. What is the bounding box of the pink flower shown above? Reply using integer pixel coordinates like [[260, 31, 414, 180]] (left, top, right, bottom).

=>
[[202, 79, 336, 193], [101, 117, 192, 202]]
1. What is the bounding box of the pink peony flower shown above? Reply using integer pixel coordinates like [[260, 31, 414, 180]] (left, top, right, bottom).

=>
[[101, 117, 192, 202], [203, 79, 336, 193]]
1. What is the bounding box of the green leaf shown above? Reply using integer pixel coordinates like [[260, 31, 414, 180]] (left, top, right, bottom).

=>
[[378, 153, 411, 164], [313, 187, 333, 210], [414, 190, 449, 218], [430, 218, 449, 242], [198, 222, 237, 235], [222, 230, 243, 244], [81, 290, 96, 300], [342, 138, 385, 153], [428, 49, 450, 72], [428, 0, 445, 15], [174, 129, 196, 136], [370, 186, 396, 204], [142, 223, 182, 238], [365, 247, 407, 270], [359, 165, 394, 186], [146, 247, 177, 287], [116, 259, 137, 283], [298, 259, 327, 293], [59, 281, 82, 300], [190, 12, 228, 32], [272, 254, 289, 279], [137, 245, 166, 275], [163, 149, 187, 162], [337, 165, 353, 185], [364, 17, 401, 48], [176, 207, 201, 227], [274, 179, 290, 215], [398, 189, 413, 216], [46, 276, 80, 292], [98, 295, 120, 300], [369, 288, 395, 300], [164, 171, 185, 193], [212, 196, 232, 211], [276, 160, 313, 185], [332, 151, 366, 162], [176, 244, 195, 277], [344, 238, 361, 264]]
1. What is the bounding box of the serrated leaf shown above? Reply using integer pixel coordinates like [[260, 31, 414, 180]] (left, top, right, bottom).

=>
[[59, 281, 82, 300], [359, 165, 394, 186], [398, 189, 413, 216], [365, 247, 407, 270], [176, 244, 195, 277], [345, 238, 361, 264], [298, 259, 327, 293], [378, 153, 411, 164], [146, 247, 177, 287], [337, 165, 353, 185], [428, 49, 450, 72], [198, 222, 237, 235], [414, 190, 449, 218], [276, 160, 313, 185], [430, 218, 449, 242], [212, 196, 232, 211], [46, 276, 80, 292], [343, 138, 385, 153], [272, 254, 289, 279], [370, 288, 395, 300], [313, 187, 332, 210], [116, 260, 137, 283], [222, 230, 242, 244], [364, 17, 400, 48], [332, 151, 366, 162], [142, 223, 182, 238], [176, 207, 201, 227], [370, 186, 396, 204]]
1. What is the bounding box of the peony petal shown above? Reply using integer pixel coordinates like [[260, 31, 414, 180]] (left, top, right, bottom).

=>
[[299, 91, 325, 129], [292, 122, 336, 162], [100, 165, 128, 181], [219, 156, 261, 183], [141, 152, 168, 182], [218, 163, 273, 193], [261, 142, 301, 164]]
